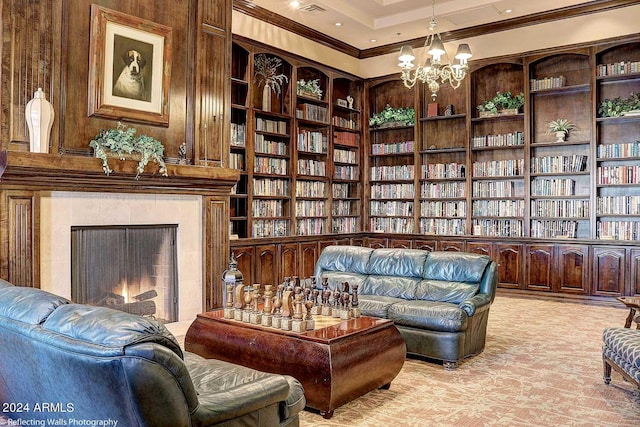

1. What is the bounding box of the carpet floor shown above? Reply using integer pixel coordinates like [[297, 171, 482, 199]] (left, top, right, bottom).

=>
[[299, 295, 640, 426]]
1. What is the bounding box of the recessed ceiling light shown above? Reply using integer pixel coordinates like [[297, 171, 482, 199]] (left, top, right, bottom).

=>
[[370, 39, 377, 43], [289, 0, 300, 8], [505, 9, 513, 13], [335, 22, 342, 26]]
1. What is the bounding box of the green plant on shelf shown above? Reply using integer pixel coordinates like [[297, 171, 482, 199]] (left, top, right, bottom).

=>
[[369, 104, 415, 127], [477, 91, 525, 115], [547, 118, 576, 133], [89, 122, 168, 179], [297, 79, 323, 99], [598, 92, 640, 117]]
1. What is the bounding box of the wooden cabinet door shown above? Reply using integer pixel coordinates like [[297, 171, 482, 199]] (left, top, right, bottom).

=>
[[413, 239, 436, 252], [630, 249, 640, 296], [300, 242, 318, 278], [279, 243, 299, 285], [526, 244, 554, 291], [496, 243, 523, 289], [367, 238, 387, 249], [256, 244, 278, 287], [438, 240, 465, 252], [390, 239, 412, 249], [467, 242, 492, 257], [231, 246, 255, 289], [592, 247, 626, 297], [556, 245, 589, 294]]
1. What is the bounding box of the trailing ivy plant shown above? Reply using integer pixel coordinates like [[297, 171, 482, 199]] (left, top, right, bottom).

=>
[[477, 91, 525, 114], [598, 92, 640, 117], [369, 104, 415, 127], [297, 79, 323, 99], [89, 122, 168, 179]]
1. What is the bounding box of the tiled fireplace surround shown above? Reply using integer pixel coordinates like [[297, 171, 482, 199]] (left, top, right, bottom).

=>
[[39, 191, 204, 323]]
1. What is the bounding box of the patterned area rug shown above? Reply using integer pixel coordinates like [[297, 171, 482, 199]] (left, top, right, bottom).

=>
[[299, 295, 640, 427]]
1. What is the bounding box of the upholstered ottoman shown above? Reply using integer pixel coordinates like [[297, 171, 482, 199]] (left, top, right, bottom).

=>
[[602, 327, 640, 388]]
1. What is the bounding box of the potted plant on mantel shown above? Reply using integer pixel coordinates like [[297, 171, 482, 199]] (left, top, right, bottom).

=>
[[547, 118, 576, 142], [369, 104, 415, 128], [477, 91, 525, 117], [89, 122, 168, 179], [297, 79, 323, 99], [254, 54, 289, 112]]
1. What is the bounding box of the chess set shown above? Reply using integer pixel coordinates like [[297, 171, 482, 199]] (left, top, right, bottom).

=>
[[222, 276, 361, 333]]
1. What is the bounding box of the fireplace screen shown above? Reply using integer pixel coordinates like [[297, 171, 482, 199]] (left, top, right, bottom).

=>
[[71, 225, 178, 323]]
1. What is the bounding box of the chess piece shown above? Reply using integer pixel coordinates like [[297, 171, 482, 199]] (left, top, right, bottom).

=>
[[233, 284, 245, 321], [250, 284, 262, 324], [351, 283, 361, 318], [242, 286, 253, 323], [305, 297, 315, 330], [291, 291, 305, 332], [332, 288, 341, 318], [224, 283, 235, 319], [281, 289, 293, 331], [322, 284, 332, 316], [262, 284, 274, 326], [341, 291, 351, 320], [223, 253, 244, 319], [311, 288, 321, 315], [272, 284, 284, 328]]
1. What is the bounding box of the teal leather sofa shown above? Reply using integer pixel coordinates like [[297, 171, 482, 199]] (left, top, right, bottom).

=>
[[314, 246, 498, 369], [0, 279, 305, 426]]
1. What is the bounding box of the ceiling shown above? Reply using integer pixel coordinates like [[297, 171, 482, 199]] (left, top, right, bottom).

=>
[[244, 0, 599, 50]]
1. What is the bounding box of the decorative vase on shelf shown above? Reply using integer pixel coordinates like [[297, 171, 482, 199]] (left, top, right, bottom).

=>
[[555, 131, 566, 143], [25, 87, 54, 154], [262, 83, 272, 112]]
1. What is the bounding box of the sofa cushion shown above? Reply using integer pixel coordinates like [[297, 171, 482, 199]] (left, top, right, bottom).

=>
[[315, 245, 373, 275], [603, 327, 640, 370], [358, 295, 405, 318], [42, 304, 183, 358], [423, 251, 490, 283], [0, 283, 70, 325], [362, 275, 419, 299], [388, 300, 469, 332], [318, 271, 367, 292], [367, 248, 428, 278], [415, 279, 479, 303]]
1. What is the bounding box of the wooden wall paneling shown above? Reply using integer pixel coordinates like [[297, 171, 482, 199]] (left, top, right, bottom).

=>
[[279, 243, 299, 284], [256, 244, 278, 286], [592, 247, 626, 296], [3, 0, 60, 152], [525, 244, 554, 291], [0, 190, 38, 287], [231, 245, 255, 288], [204, 196, 228, 310], [556, 245, 589, 294], [300, 241, 318, 279]]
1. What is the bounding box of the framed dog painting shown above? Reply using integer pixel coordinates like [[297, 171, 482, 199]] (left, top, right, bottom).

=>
[[88, 5, 172, 126]]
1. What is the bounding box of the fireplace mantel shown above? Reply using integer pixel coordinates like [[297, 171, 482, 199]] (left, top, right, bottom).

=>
[[0, 151, 239, 194]]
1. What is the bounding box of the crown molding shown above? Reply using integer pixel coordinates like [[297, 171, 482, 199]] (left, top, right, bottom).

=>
[[233, 0, 640, 60]]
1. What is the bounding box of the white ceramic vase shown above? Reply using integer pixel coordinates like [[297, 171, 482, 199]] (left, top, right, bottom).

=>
[[555, 131, 566, 143], [262, 83, 272, 112], [25, 88, 54, 153]]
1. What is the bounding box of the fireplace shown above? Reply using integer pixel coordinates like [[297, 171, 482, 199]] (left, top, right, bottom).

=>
[[71, 225, 178, 323]]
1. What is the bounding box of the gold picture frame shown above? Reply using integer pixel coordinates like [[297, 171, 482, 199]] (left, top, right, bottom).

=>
[[88, 5, 172, 126]]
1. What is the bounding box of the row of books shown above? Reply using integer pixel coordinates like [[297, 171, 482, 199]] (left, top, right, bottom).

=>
[[472, 159, 524, 177], [370, 165, 414, 181], [530, 75, 566, 91], [420, 201, 467, 218], [334, 148, 357, 164], [255, 157, 287, 175], [295, 200, 325, 217], [255, 135, 288, 155], [472, 200, 525, 217], [531, 155, 588, 174], [370, 183, 415, 199], [597, 165, 640, 185], [252, 199, 284, 217], [370, 201, 413, 216], [598, 141, 640, 158], [422, 163, 465, 179], [332, 217, 358, 233], [371, 140, 414, 155], [229, 152, 244, 170], [332, 200, 357, 216], [297, 131, 328, 154], [472, 132, 524, 148], [253, 178, 290, 196], [531, 178, 575, 196], [597, 196, 640, 215], [420, 218, 466, 236], [472, 219, 524, 237], [297, 159, 326, 176], [370, 217, 414, 233], [295, 180, 325, 197], [256, 118, 287, 135], [421, 181, 466, 198], [333, 131, 359, 147], [531, 199, 590, 218], [597, 221, 640, 240], [596, 61, 640, 77], [332, 183, 355, 198], [472, 180, 515, 198], [334, 165, 359, 180], [332, 116, 358, 130], [252, 220, 289, 238], [531, 220, 578, 238], [297, 219, 325, 236], [296, 103, 328, 122], [230, 123, 246, 146]]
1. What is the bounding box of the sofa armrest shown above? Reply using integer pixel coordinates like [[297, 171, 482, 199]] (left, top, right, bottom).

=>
[[459, 293, 492, 317]]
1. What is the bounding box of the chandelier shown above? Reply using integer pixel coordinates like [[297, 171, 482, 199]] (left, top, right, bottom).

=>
[[398, 0, 472, 100]]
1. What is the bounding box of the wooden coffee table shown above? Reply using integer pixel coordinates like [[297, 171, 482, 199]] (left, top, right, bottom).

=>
[[185, 310, 406, 418]]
